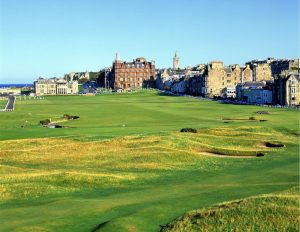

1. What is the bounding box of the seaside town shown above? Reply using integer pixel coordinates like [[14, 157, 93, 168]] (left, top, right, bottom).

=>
[[1, 53, 299, 109]]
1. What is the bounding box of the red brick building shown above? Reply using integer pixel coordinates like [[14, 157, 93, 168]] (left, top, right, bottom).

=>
[[110, 53, 156, 90]]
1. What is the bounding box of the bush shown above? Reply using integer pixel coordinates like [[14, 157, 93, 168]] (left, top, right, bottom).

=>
[[63, 114, 80, 120], [63, 114, 72, 120], [256, 111, 269, 115], [180, 128, 197, 133], [249, 116, 256, 120], [40, 119, 50, 125]]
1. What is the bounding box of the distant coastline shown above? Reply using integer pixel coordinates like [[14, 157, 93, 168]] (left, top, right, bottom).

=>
[[0, 84, 33, 88]]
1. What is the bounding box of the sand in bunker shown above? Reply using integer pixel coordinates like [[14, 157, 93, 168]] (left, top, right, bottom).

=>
[[199, 152, 263, 158]]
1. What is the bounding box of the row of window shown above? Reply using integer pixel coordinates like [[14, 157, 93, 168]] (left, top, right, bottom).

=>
[[117, 77, 145, 82], [115, 63, 153, 68], [115, 69, 151, 73], [117, 73, 149, 78], [38, 84, 64, 88], [117, 83, 143, 88]]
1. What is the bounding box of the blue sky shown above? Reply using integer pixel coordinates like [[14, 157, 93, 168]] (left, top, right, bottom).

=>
[[0, 0, 299, 83]]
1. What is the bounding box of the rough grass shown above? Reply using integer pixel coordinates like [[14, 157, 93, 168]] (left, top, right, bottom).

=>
[[161, 187, 300, 232], [0, 126, 296, 202]]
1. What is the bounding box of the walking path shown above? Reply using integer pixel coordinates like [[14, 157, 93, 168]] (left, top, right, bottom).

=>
[[0, 96, 15, 112]]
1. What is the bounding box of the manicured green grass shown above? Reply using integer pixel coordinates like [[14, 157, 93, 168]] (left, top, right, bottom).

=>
[[1, 90, 298, 141], [161, 187, 300, 232], [0, 99, 7, 109], [0, 90, 299, 232]]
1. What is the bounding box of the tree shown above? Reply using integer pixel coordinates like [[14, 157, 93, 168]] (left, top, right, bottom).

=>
[[78, 78, 89, 84]]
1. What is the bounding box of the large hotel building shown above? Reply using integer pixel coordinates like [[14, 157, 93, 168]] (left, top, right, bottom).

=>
[[110, 53, 155, 90]]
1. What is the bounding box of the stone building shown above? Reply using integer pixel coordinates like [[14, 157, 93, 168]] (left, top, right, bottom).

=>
[[275, 72, 300, 107], [173, 52, 180, 70], [270, 59, 300, 76], [202, 61, 224, 97], [246, 60, 272, 81], [110, 53, 155, 90], [241, 64, 253, 82], [34, 78, 78, 95]]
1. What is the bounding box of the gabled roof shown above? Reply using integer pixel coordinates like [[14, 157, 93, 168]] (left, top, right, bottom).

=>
[[287, 73, 300, 82], [240, 81, 266, 88], [224, 67, 232, 73]]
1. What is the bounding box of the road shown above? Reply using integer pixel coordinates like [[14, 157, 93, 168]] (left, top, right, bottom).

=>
[[5, 96, 15, 110]]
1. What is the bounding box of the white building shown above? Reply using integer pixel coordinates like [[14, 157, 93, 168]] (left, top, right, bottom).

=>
[[242, 89, 273, 104], [222, 86, 236, 98], [0, 88, 21, 96], [34, 77, 78, 96], [236, 81, 273, 104]]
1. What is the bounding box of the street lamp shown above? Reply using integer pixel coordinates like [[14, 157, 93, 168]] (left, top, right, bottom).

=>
[[104, 69, 107, 90]]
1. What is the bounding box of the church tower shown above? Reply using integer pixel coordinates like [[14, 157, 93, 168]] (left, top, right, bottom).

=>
[[173, 52, 180, 70]]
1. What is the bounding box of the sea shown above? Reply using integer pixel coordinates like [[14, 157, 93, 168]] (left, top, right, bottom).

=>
[[0, 84, 33, 88]]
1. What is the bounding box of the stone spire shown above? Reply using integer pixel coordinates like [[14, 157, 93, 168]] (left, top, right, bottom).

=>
[[115, 52, 121, 61], [173, 51, 180, 70]]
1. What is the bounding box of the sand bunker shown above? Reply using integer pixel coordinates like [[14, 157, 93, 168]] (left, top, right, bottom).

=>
[[262, 142, 285, 148], [199, 152, 264, 158]]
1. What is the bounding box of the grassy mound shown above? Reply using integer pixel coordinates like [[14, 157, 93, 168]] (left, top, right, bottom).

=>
[[161, 187, 300, 232]]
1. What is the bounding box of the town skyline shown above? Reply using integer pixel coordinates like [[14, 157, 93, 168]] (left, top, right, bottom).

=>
[[1, 54, 299, 84], [0, 0, 299, 83]]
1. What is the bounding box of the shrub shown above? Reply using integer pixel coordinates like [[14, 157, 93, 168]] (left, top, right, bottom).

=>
[[249, 116, 256, 120], [63, 114, 80, 120], [40, 119, 50, 125], [63, 114, 72, 120], [256, 111, 269, 115], [180, 128, 197, 133]]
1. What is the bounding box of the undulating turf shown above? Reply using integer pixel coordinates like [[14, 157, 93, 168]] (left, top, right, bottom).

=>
[[161, 186, 300, 232], [0, 90, 299, 232]]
